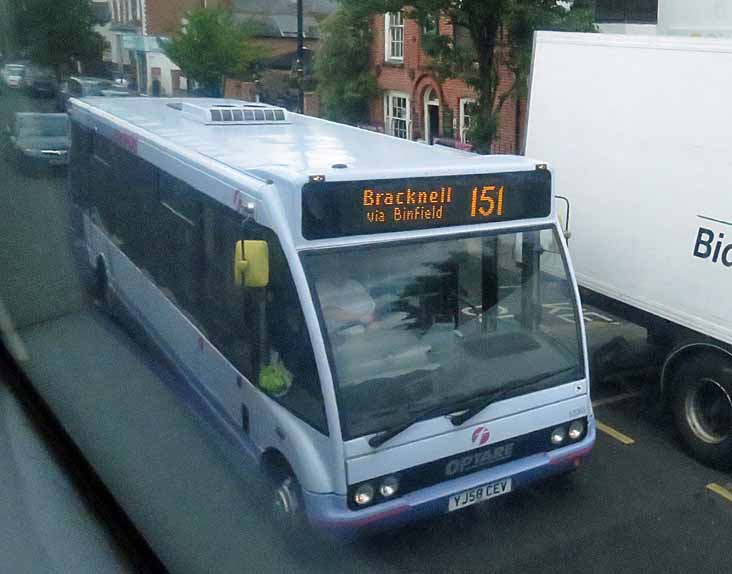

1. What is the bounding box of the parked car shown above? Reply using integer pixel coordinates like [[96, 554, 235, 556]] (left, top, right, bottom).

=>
[[24, 66, 57, 97], [3, 113, 70, 174], [56, 76, 129, 111], [1, 63, 26, 88]]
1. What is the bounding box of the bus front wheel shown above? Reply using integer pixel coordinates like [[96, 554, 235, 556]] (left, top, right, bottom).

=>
[[672, 353, 732, 469], [264, 455, 306, 529], [273, 475, 303, 525]]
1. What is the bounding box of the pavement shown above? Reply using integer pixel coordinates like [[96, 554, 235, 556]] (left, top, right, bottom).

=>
[[0, 380, 135, 573], [1, 88, 732, 574]]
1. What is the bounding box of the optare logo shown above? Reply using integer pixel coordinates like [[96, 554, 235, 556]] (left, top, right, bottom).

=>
[[471, 426, 490, 446]]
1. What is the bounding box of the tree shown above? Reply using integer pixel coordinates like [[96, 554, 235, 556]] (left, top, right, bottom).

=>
[[11, 0, 106, 78], [339, 0, 596, 152], [162, 8, 266, 97], [315, 5, 379, 125]]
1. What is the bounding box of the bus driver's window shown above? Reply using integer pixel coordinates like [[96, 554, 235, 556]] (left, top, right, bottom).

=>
[[258, 233, 328, 434]]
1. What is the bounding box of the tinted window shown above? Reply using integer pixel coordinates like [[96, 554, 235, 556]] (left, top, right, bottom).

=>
[[87, 131, 158, 270], [17, 115, 68, 137], [595, 0, 658, 23], [77, 133, 327, 433]]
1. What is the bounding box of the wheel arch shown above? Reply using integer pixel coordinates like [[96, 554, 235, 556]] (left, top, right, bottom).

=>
[[260, 448, 293, 483], [661, 342, 732, 401]]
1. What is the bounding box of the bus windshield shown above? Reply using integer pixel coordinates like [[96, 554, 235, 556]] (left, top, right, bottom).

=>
[[304, 226, 584, 440]]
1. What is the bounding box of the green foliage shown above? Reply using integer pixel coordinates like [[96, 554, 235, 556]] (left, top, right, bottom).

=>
[[339, 0, 596, 152], [505, 1, 596, 101], [315, 5, 379, 125], [162, 8, 267, 96], [10, 0, 106, 77]]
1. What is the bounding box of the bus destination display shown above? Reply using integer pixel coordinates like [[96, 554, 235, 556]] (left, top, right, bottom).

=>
[[302, 170, 551, 239]]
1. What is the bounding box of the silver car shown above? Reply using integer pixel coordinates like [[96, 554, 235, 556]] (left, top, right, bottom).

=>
[[2, 63, 26, 88], [5, 113, 70, 173]]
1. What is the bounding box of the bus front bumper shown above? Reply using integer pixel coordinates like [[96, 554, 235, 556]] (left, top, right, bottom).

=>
[[303, 425, 595, 538]]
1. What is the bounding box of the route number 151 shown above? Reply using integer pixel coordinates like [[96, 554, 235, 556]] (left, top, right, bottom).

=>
[[470, 185, 505, 218]]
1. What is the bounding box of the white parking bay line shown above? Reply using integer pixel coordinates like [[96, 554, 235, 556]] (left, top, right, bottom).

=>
[[592, 391, 641, 408]]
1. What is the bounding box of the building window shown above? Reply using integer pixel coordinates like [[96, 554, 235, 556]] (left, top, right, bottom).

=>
[[385, 12, 404, 62], [595, 0, 658, 23], [460, 98, 476, 144], [384, 91, 410, 140], [423, 12, 439, 35]]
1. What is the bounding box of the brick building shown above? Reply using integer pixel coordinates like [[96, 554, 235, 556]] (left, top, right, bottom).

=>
[[369, 12, 525, 154], [225, 0, 336, 109], [102, 0, 231, 96], [101, 0, 335, 101]]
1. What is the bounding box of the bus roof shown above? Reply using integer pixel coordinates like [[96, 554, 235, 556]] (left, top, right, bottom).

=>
[[71, 97, 542, 184]]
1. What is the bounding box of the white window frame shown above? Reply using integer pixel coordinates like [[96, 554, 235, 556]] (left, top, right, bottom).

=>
[[384, 91, 411, 140], [459, 98, 476, 144], [384, 12, 404, 62]]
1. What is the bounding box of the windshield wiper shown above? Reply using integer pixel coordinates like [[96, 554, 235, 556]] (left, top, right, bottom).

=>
[[448, 365, 580, 427], [368, 400, 459, 448], [367, 365, 580, 449]]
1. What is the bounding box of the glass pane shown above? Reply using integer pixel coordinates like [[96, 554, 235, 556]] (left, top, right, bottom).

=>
[[16, 114, 68, 137], [305, 227, 584, 439]]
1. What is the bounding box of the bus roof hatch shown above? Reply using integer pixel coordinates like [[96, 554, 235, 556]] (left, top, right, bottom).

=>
[[180, 102, 289, 126]]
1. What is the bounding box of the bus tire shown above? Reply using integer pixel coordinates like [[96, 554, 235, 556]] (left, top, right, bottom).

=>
[[264, 455, 305, 529], [272, 474, 304, 527], [671, 353, 732, 469]]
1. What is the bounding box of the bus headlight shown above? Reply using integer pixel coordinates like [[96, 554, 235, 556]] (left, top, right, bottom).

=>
[[568, 419, 585, 440], [379, 476, 399, 497], [550, 426, 567, 445], [354, 484, 375, 506]]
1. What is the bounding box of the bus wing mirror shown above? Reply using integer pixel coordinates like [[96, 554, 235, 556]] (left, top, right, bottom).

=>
[[556, 195, 572, 241], [234, 240, 269, 287]]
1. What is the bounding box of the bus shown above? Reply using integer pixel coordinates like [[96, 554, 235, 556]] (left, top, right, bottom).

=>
[[68, 97, 595, 537]]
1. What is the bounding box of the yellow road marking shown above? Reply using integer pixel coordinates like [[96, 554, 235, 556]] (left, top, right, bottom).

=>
[[592, 392, 641, 408], [596, 421, 635, 445], [707, 483, 732, 503]]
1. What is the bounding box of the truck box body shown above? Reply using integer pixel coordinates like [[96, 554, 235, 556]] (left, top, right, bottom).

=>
[[525, 31, 732, 348]]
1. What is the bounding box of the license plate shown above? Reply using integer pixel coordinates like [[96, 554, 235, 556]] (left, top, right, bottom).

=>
[[448, 478, 512, 511]]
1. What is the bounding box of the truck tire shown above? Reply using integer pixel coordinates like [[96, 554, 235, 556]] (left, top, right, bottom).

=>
[[672, 353, 732, 469]]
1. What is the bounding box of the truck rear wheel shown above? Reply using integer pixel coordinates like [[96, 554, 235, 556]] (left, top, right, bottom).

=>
[[672, 353, 732, 469]]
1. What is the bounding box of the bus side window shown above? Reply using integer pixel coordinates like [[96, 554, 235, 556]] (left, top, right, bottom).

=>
[[201, 212, 326, 433], [155, 172, 202, 318], [70, 123, 92, 208], [262, 233, 328, 434], [88, 132, 157, 271], [198, 206, 255, 381]]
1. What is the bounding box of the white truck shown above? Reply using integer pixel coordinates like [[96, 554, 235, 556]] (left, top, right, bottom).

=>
[[526, 31, 732, 468]]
